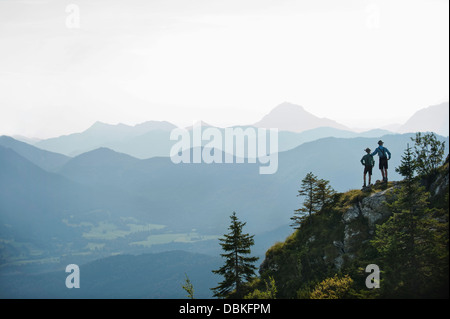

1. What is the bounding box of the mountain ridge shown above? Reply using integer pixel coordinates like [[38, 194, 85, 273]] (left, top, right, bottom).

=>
[[253, 102, 350, 133], [27, 101, 448, 159], [34, 120, 178, 157], [2, 133, 448, 268], [398, 101, 449, 137], [0, 135, 70, 172]]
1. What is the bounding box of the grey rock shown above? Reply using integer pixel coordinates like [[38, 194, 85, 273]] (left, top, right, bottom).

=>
[[360, 188, 393, 228], [343, 204, 360, 223], [334, 187, 396, 269], [334, 256, 344, 270], [333, 240, 345, 253]]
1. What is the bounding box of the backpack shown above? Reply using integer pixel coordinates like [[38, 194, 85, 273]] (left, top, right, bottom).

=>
[[363, 154, 374, 166]]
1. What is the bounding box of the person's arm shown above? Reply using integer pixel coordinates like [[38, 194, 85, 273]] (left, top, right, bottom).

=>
[[361, 156, 366, 165], [385, 148, 391, 159], [370, 148, 378, 157]]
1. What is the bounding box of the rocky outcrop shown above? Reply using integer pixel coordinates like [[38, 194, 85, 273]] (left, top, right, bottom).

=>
[[343, 187, 395, 228], [430, 157, 449, 198], [333, 163, 449, 270], [334, 186, 398, 269], [258, 159, 449, 297]]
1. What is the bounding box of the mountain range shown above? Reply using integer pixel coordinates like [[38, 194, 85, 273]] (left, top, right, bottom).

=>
[[1, 132, 448, 260], [33, 120, 177, 158], [0, 100, 448, 298], [29, 101, 449, 159]]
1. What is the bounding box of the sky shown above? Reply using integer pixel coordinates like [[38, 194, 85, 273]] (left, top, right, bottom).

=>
[[0, 0, 448, 138]]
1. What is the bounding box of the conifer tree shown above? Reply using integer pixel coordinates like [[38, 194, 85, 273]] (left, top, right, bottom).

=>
[[211, 212, 259, 299], [316, 178, 337, 210], [291, 172, 318, 227], [372, 144, 445, 297], [291, 172, 335, 228], [182, 273, 195, 299]]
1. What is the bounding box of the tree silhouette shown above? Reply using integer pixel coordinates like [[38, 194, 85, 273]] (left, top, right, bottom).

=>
[[291, 172, 335, 228], [211, 212, 259, 299]]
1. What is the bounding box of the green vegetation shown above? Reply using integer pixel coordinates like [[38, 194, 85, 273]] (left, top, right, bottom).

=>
[[371, 144, 448, 297], [129, 232, 218, 248], [411, 132, 446, 177], [80, 220, 166, 240], [244, 276, 277, 299], [290, 172, 336, 228], [211, 212, 259, 299], [182, 273, 195, 299], [309, 274, 354, 299], [242, 136, 448, 299]]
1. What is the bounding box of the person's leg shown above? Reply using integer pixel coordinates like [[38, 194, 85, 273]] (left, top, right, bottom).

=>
[[385, 159, 389, 182], [379, 159, 384, 181], [380, 158, 388, 181], [363, 172, 366, 187]]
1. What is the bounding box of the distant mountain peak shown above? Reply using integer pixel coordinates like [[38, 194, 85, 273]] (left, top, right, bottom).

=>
[[398, 101, 449, 136], [64, 147, 139, 169], [85, 121, 127, 133], [135, 120, 177, 131], [75, 147, 135, 159], [0, 135, 70, 172], [274, 102, 306, 111], [92, 121, 107, 126], [253, 102, 349, 133], [90, 121, 116, 128]]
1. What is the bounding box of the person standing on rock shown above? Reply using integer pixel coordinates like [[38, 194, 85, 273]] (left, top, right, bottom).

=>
[[361, 148, 375, 188], [371, 140, 391, 182]]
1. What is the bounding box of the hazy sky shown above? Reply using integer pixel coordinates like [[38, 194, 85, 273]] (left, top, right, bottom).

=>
[[0, 0, 448, 138]]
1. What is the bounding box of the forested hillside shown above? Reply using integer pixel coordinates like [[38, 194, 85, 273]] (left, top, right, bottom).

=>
[[244, 144, 449, 299]]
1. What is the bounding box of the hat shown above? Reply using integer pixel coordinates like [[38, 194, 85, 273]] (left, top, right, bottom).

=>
[[365, 148, 371, 152], [378, 140, 384, 145]]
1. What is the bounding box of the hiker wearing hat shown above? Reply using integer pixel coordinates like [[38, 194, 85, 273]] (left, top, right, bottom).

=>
[[361, 148, 375, 188], [371, 140, 391, 182]]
